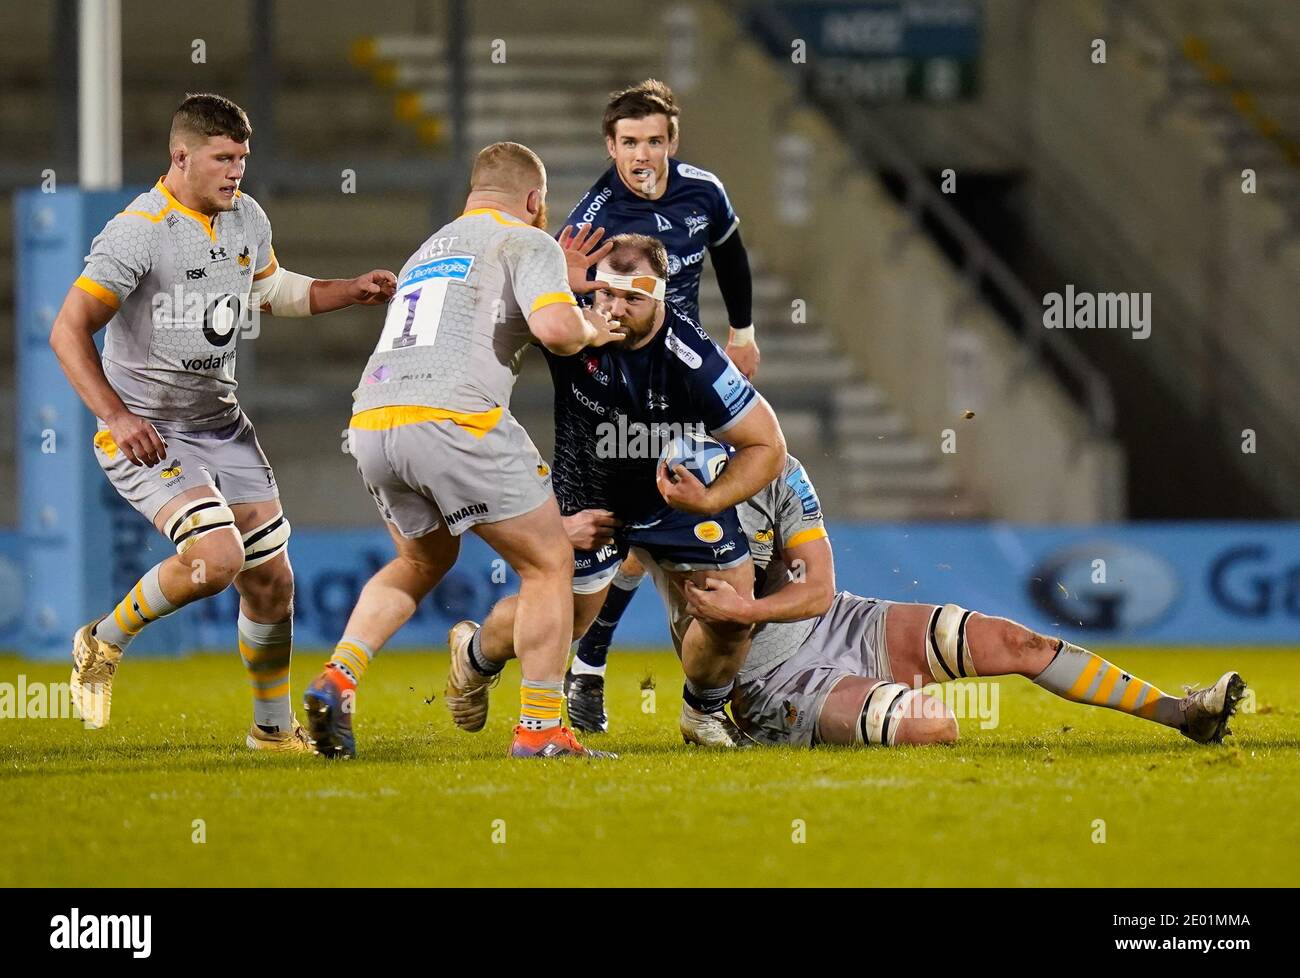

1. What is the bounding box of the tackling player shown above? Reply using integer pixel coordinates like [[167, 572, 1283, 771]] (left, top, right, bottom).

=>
[[561, 79, 759, 726], [49, 93, 396, 750], [443, 233, 788, 747], [302, 142, 625, 760], [640, 456, 1246, 749]]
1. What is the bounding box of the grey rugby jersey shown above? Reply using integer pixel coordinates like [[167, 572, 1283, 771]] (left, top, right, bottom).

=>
[[736, 454, 830, 680], [352, 208, 574, 416], [76, 179, 275, 431]]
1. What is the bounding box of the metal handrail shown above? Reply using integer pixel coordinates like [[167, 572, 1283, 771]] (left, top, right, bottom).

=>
[[739, 1, 1117, 437]]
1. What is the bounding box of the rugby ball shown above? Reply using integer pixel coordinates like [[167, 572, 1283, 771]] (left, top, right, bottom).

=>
[[660, 432, 730, 485]]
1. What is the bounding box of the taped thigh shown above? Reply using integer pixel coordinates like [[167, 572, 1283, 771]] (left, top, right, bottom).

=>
[[163, 496, 239, 555]]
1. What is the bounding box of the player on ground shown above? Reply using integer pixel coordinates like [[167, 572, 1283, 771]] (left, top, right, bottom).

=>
[[444, 233, 787, 747], [638, 455, 1246, 748], [561, 80, 760, 723], [49, 93, 396, 750], [302, 142, 625, 760]]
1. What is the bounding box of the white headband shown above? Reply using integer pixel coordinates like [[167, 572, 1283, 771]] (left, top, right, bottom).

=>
[[601, 273, 665, 301]]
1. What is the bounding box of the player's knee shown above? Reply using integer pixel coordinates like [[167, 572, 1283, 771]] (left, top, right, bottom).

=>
[[895, 698, 960, 746], [399, 549, 451, 583], [239, 560, 295, 614], [860, 684, 958, 746], [184, 530, 244, 594], [983, 615, 1054, 675], [517, 545, 573, 582]]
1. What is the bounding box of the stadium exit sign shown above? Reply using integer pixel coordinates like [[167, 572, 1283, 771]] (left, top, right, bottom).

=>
[[770, 0, 982, 102]]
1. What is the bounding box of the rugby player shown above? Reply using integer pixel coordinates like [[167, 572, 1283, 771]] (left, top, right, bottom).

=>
[[444, 233, 788, 747], [49, 93, 397, 751], [303, 142, 625, 760], [639, 455, 1246, 749], [561, 79, 759, 725]]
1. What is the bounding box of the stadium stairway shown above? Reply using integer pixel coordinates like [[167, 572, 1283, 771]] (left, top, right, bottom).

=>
[[344, 26, 977, 522]]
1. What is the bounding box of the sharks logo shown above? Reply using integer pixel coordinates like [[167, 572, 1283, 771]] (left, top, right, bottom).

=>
[[684, 214, 710, 237]]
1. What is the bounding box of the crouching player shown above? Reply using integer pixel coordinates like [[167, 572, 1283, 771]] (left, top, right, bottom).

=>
[[648, 455, 1246, 748]]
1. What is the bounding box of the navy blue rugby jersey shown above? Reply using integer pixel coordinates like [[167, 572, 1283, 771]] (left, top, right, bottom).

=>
[[562, 158, 739, 323], [544, 303, 758, 521]]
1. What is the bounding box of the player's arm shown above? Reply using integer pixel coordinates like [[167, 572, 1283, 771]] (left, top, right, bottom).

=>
[[507, 228, 622, 355], [686, 534, 835, 626], [48, 286, 167, 466], [242, 199, 395, 316], [711, 229, 759, 379], [706, 178, 759, 378], [657, 395, 786, 515], [529, 303, 623, 356], [248, 251, 396, 316]]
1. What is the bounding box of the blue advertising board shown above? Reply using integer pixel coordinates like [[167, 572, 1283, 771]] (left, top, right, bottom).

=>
[[1, 522, 1296, 658]]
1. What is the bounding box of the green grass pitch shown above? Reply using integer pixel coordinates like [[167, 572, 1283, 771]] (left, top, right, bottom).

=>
[[2, 647, 1297, 887]]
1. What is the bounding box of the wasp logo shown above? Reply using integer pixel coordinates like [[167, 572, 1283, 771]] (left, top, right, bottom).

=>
[[753, 528, 774, 543], [160, 460, 183, 480], [237, 246, 251, 269], [783, 700, 799, 727], [537, 462, 551, 478]]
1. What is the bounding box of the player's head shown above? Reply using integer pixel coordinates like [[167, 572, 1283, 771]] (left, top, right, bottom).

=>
[[603, 79, 679, 199], [593, 233, 669, 346], [468, 141, 548, 229], [168, 93, 252, 214]]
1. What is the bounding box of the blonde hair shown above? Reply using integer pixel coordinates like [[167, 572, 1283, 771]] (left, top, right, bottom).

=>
[[469, 141, 546, 195]]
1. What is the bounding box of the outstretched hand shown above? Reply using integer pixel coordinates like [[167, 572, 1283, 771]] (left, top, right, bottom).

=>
[[558, 224, 613, 295]]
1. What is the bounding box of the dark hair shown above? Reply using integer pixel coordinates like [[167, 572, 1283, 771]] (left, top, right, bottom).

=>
[[170, 93, 252, 146], [606, 233, 669, 280], [602, 78, 679, 141]]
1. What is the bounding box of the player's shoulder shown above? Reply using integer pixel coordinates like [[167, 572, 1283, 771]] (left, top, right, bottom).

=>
[[568, 165, 618, 224], [105, 185, 170, 233], [777, 454, 824, 520], [663, 306, 722, 362], [495, 220, 561, 256], [671, 158, 729, 196]]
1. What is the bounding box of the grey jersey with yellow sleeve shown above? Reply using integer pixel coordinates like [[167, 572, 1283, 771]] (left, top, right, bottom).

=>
[[643, 454, 830, 678], [735, 454, 830, 681], [352, 208, 575, 416], [74, 179, 276, 431]]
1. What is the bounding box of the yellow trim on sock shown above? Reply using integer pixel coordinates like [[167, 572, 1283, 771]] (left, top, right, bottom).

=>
[[331, 647, 368, 679], [133, 583, 156, 622], [1065, 655, 1104, 702], [115, 596, 145, 633], [1092, 665, 1123, 705], [251, 680, 291, 701], [1137, 686, 1162, 718], [1119, 678, 1146, 712]]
